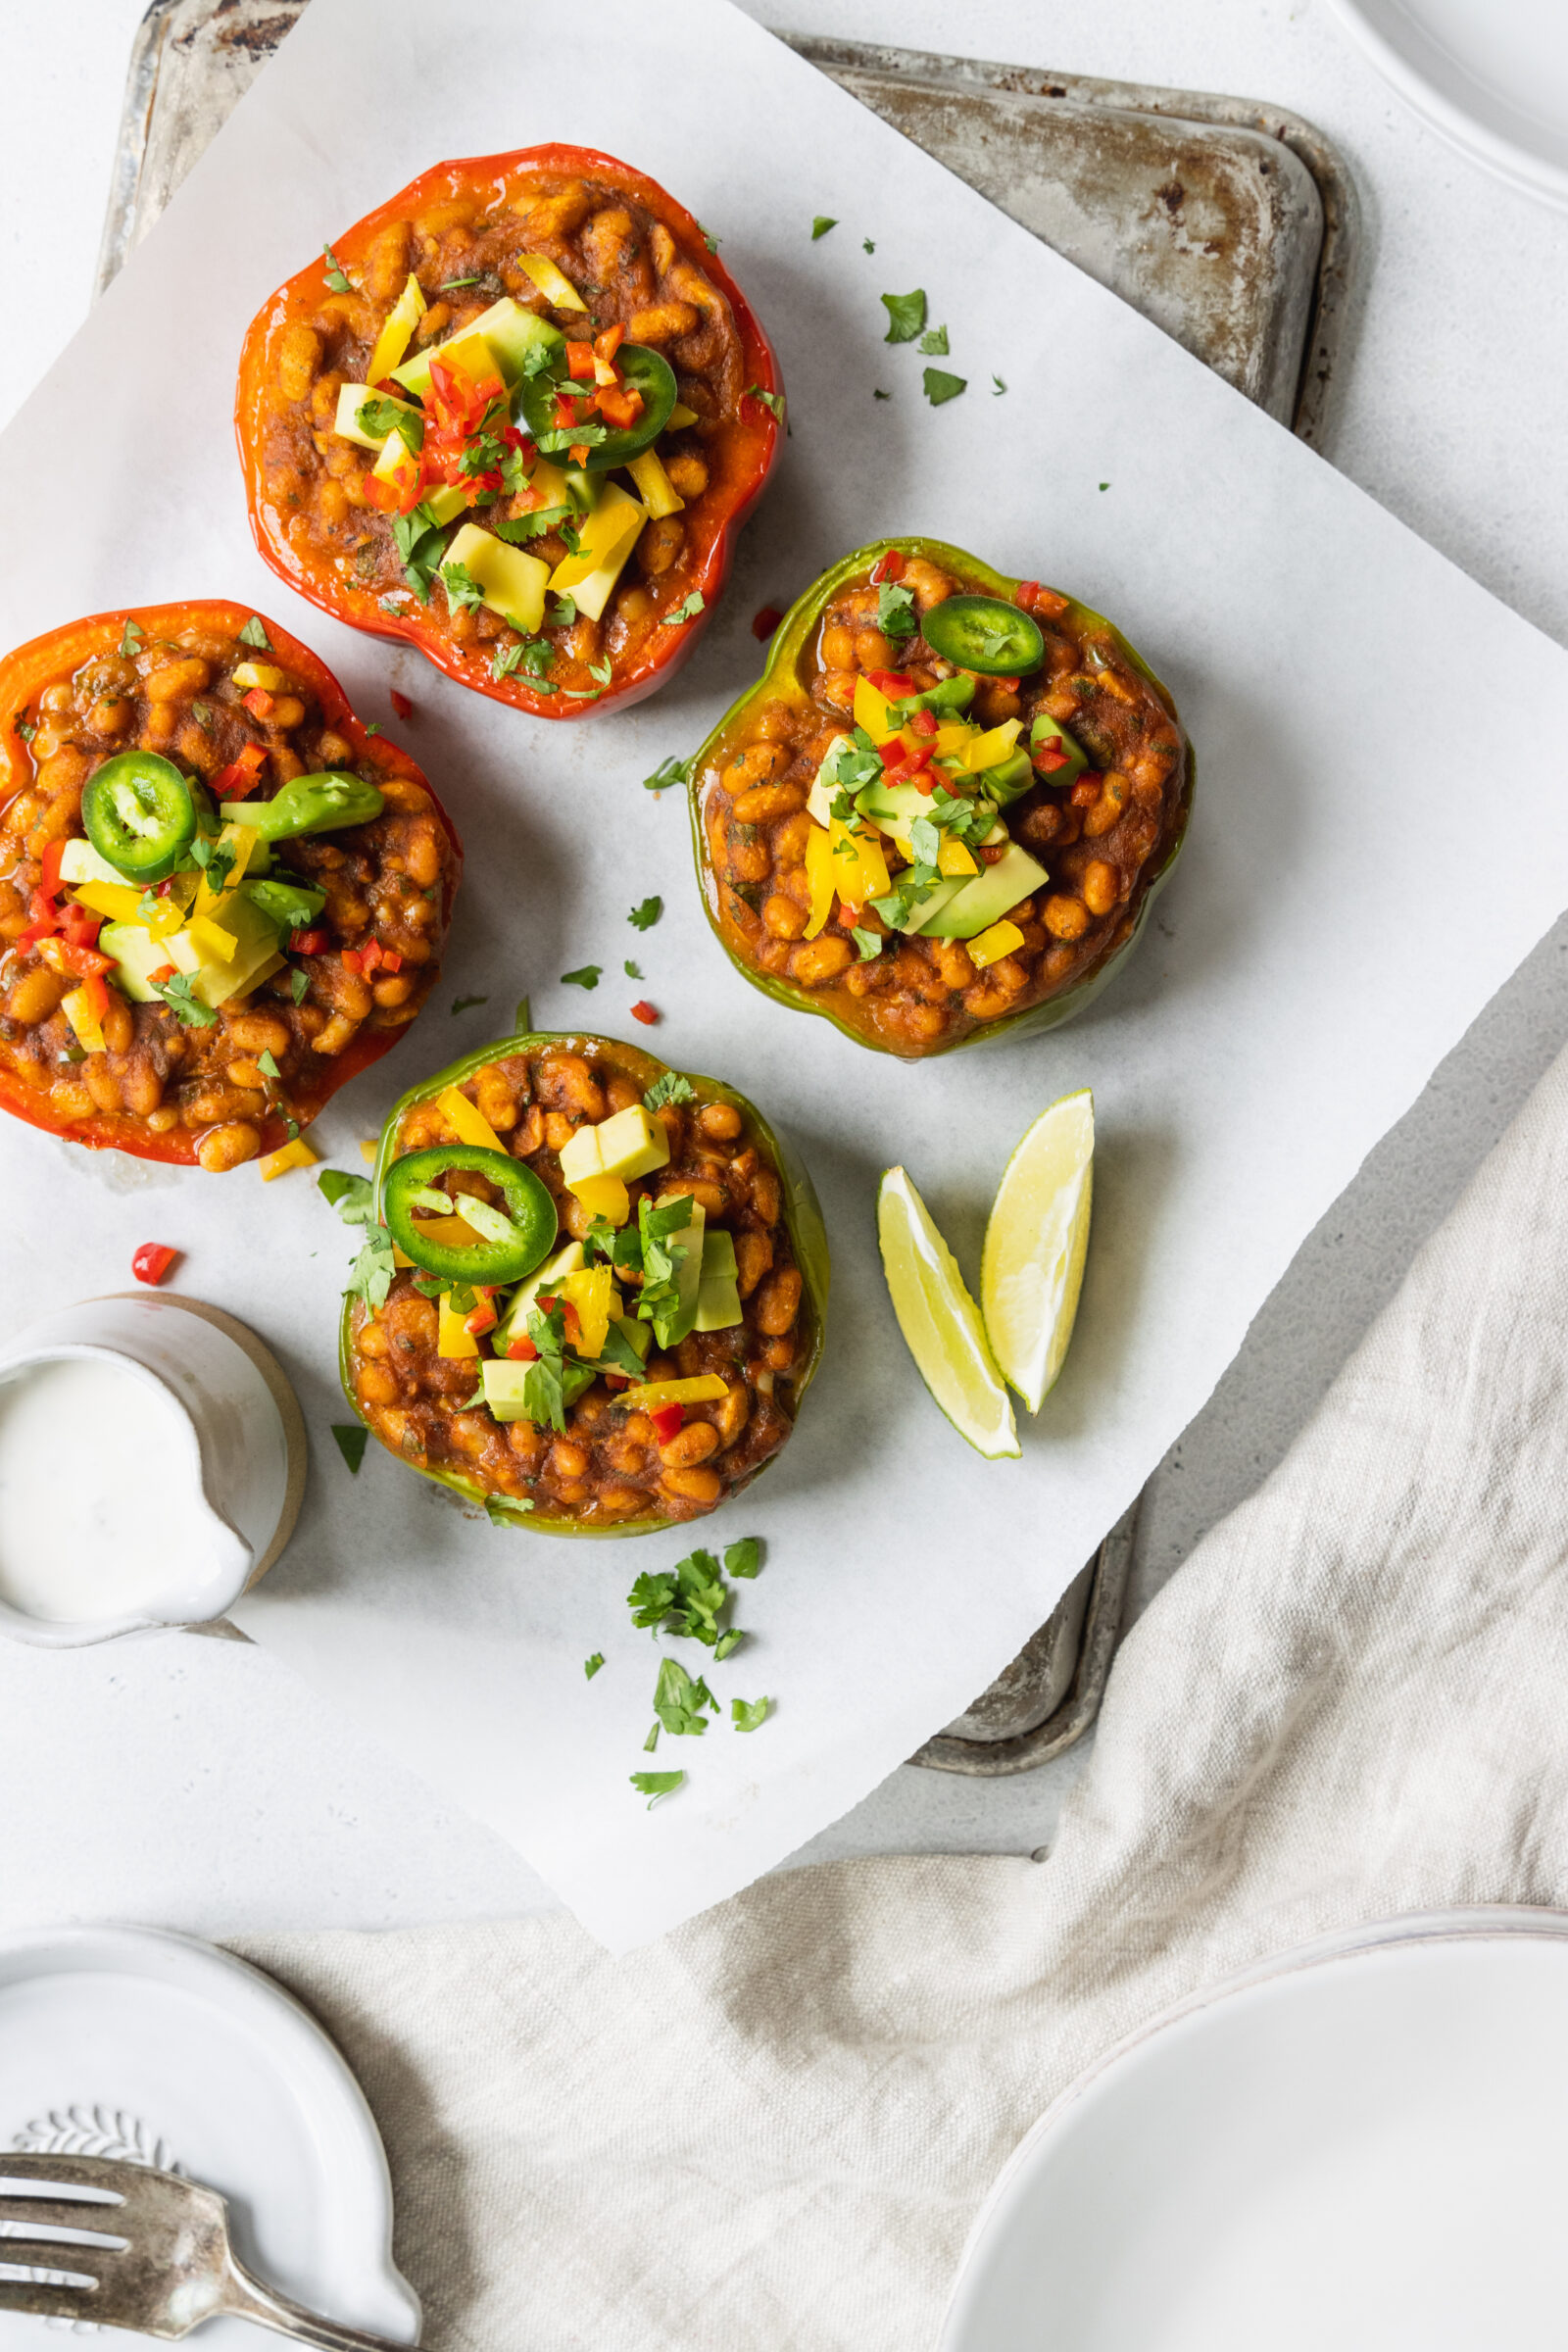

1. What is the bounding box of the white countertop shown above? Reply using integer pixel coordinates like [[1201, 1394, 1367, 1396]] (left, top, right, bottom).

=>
[[4, 0, 1566, 1937]]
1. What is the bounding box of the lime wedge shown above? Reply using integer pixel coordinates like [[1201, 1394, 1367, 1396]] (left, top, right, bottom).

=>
[[877, 1165, 1019, 1459], [981, 1089, 1095, 1412]]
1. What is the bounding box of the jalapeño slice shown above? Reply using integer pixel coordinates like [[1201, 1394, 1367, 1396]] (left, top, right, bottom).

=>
[[382, 1146, 558, 1287], [921, 596, 1047, 678], [81, 752, 197, 883], [517, 344, 678, 472]]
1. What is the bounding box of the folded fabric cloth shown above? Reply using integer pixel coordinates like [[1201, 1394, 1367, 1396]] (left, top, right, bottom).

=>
[[236, 1040, 1568, 2351]]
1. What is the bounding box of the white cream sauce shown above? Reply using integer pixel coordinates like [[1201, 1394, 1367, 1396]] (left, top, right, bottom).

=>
[[0, 1355, 219, 1624]]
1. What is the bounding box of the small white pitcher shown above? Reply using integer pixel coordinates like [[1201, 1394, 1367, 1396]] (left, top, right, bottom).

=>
[[0, 1293, 306, 1648]]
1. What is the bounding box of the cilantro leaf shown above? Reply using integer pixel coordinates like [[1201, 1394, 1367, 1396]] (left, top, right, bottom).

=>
[[345, 1229, 396, 1312], [486, 1494, 536, 1524], [548, 592, 577, 629], [631, 1770, 684, 1806], [238, 615, 270, 649], [492, 637, 554, 684], [535, 418, 609, 456], [321, 242, 352, 292], [256, 1048, 281, 1081], [922, 368, 967, 407], [713, 1629, 744, 1662], [877, 580, 917, 641], [627, 1570, 677, 1631], [318, 1168, 374, 1224], [360, 397, 422, 451], [654, 1654, 718, 1736], [811, 216, 838, 239], [746, 384, 785, 422], [441, 560, 485, 614], [561, 964, 601, 989], [290, 967, 310, 1004], [584, 1652, 605, 1679], [992, 374, 1007, 396], [520, 1351, 566, 1435], [624, 958, 642, 979], [440, 274, 481, 290], [732, 1695, 770, 1733], [701, 226, 719, 253], [643, 756, 688, 793], [330, 1423, 368, 1473], [863, 237, 876, 254], [918, 324, 950, 355], [872, 388, 891, 402], [1100, 481, 1111, 492], [852, 925, 884, 961], [724, 1537, 762, 1580], [589, 657, 612, 685], [12, 711, 35, 744], [628, 896, 662, 931], [643, 1072, 695, 1111], [391, 503, 453, 604], [492, 505, 572, 544], [119, 619, 145, 658], [451, 993, 488, 1014], [666, 590, 706, 624], [881, 288, 927, 343], [154, 973, 217, 1028]]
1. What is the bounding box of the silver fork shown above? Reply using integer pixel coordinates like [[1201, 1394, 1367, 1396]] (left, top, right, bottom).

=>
[[0, 2152, 413, 2345]]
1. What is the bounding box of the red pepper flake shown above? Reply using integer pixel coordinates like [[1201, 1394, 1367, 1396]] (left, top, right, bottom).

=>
[[869, 550, 906, 585], [1071, 771, 1103, 808], [752, 605, 784, 641], [995, 676, 1020, 694], [594, 381, 644, 431], [650, 1402, 685, 1445], [836, 902, 862, 927], [131, 1243, 178, 1288], [909, 708, 938, 738], [629, 1000, 659, 1025], [214, 743, 268, 800], [389, 689, 414, 721], [507, 1335, 539, 1363], [290, 927, 328, 955]]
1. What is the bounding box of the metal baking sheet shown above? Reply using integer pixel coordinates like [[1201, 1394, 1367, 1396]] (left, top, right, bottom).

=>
[[96, 0, 1357, 1774]]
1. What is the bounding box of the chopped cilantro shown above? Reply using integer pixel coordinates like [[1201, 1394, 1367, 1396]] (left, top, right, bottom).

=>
[[492, 637, 553, 684], [732, 1695, 770, 1733], [547, 592, 577, 630], [724, 1537, 761, 1580], [922, 368, 967, 406], [391, 503, 453, 604], [345, 1229, 396, 1311], [12, 711, 35, 743], [877, 580, 917, 640], [535, 417, 609, 456], [360, 397, 421, 450], [746, 384, 785, 422], [992, 374, 1007, 395], [630, 1770, 683, 1806], [119, 619, 145, 658], [628, 896, 662, 931], [514, 993, 531, 1032], [321, 242, 352, 292], [330, 1423, 368, 1473], [441, 560, 485, 614], [256, 1049, 280, 1081], [643, 1722, 661, 1752], [588, 657, 612, 685], [451, 993, 488, 1014], [701, 225, 719, 252], [363, 721, 383, 736], [190, 701, 213, 730], [624, 959, 642, 979], [1100, 481, 1110, 491], [852, 925, 884, 961], [643, 1071, 695, 1111], [378, 593, 410, 614], [237, 615, 270, 649], [154, 973, 217, 1028], [666, 590, 706, 624], [493, 505, 571, 545], [653, 1654, 719, 1736], [440, 275, 481, 290], [561, 964, 601, 989], [811, 216, 838, 239], [485, 1494, 536, 1524], [585, 1652, 605, 1679], [318, 1167, 374, 1224], [881, 288, 926, 343], [872, 388, 891, 401], [918, 324, 950, 355], [290, 967, 310, 1004], [643, 756, 688, 793], [863, 237, 876, 253]]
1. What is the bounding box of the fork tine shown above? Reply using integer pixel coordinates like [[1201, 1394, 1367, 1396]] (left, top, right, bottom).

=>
[[0, 2272, 104, 2320], [0, 2194, 130, 2236], [0, 2154, 130, 2199], [0, 2239, 117, 2280]]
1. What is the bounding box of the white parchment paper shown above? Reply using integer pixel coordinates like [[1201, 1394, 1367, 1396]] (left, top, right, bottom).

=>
[[2, 0, 1566, 1949]]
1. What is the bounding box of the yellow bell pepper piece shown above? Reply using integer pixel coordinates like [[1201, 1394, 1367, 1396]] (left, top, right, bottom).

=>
[[366, 271, 427, 389], [193, 822, 261, 919], [410, 1211, 483, 1251], [967, 919, 1026, 970], [618, 1374, 730, 1410], [61, 985, 106, 1054], [259, 1136, 319, 1181], [667, 403, 700, 429], [937, 836, 980, 878], [185, 915, 237, 964], [360, 1139, 378, 1163], [933, 722, 974, 759], [436, 1085, 506, 1153], [554, 1266, 619, 1360], [962, 718, 1024, 773], [803, 821, 837, 940], [72, 879, 145, 925], [569, 1173, 631, 1227], [627, 448, 684, 519], [231, 660, 287, 693], [437, 1292, 479, 1359], [514, 252, 588, 312], [832, 819, 891, 908], [853, 675, 899, 746]]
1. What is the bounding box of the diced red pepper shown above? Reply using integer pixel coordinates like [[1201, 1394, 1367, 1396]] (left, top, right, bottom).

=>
[[389, 689, 414, 720], [61, 941, 113, 983], [568, 443, 592, 466], [131, 1243, 178, 1287], [836, 902, 862, 927], [604, 1372, 630, 1392], [59, 902, 104, 953], [341, 948, 364, 974], [537, 1295, 583, 1347], [76, 970, 111, 1021], [867, 669, 916, 698], [214, 743, 268, 799], [593, 323, 626, 365], [564, 340, 596, 381], [629, 999, 659, 1025], [869, 550, 906, 585], [465, 1296, 499, 1339], [379, 948, 404, 973], [752, 605, 784, 641], [909, 708, 937, 737], [359, 940, 384, 976], [1014, 580, 1040, 612], [554, 391, 583, 430], [39, 838, 66, 898], [290, 927, 328, 955], [649, 1402, 685, 1445], [1033, 742, 1070, 772], [1071, 771, 1103, 808], [594, 382, 644, 431], [881, 741, 933, 787], [241, 687, 275, 719], [507, 1336, 539, 1363], [996, 676, 1020, 694], [148, 963, 175, 986]]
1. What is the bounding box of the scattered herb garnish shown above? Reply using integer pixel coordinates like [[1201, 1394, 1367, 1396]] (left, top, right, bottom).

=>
[[493, 505, 572, 545], [992, 374, 1007, 396], [863, 237, 876, 253], [746, 384, 785, 423], [345, 1228, 396, 1310], [1100, 481, 1111, 492], [441, 560, 485, 614], [881, 288, 927, 343], [485, 1494, 536, 1523], [238, 615, 271, 649], [561, 964, 601, 990], [290, 968, 310, 1004], [584, 1653, 605, 1680], [877, 580, 917, 640], [588, 657, 612, 686], [811, 216, 838, 239], [643, 1071, 695, 1111], [12, 712, 35, 743], [643, 756, 687, 793], [922, 368, 967, 406], [154, 974, 217, 1028], [852, 926, 884, 961], [451, 993, 488, 1014], [391, 502, 453, 604], [256, 1049, 281, 1081], [653, 1655, 720, 1736], [724, 1538, 761, 1580], [330, 1424, 368, 1473], [624, 959, 642, 979], [918, 324, 950, 355], [732, 1696, 770, 1733], [872, 388, 891, 401], [360, 396, 422, 451], [491, 637, 553, 684], [667, 590, 706, 624], [440, 274, 481, 290], [631, 1770, 683, 1806], [321, 242, 352, 292], [547, 592, 577, 630], [628, 896, 662, 931], [119, 619, 145, 658], [701, 226, 719, 253], [318, 1167, 374, 1223]]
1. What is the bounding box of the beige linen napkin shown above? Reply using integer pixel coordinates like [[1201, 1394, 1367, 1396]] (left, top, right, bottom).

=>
[[236, 1039, 1568, 2351]]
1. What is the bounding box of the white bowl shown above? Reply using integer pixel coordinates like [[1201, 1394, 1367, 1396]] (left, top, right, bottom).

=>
[[0, 1293, 306, 1647]]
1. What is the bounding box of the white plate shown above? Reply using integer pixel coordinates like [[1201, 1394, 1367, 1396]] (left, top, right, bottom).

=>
[[941, 1907, 1568, 2351], [1324, 0, 1568, 208], [0, 1927, 419, 2345]]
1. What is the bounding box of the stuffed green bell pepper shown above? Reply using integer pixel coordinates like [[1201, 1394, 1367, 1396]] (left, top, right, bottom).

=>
[[339, 1031, 828, 1536], [689, 539, 1192, 1057]]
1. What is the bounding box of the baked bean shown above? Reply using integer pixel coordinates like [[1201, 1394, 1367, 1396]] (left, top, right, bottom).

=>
[[1082, 859, 1120, 915], [755, 1266, 802, 1335], [665, 453, 709, 499], [660, 1465, 724, 1506], [627, 300, 700, 344], [662, 1176, 726, 1217], [660, 1420, 720, 1468], [358, 1363, 399, 1408], [122, 1064, 165, 1118], [1044, 894, 1092, 941], [790, 936, 853, 987], [762, 894, 807, 941], [637, 516, 685, 577], [5, 967, 66, 1024], [196, 1121, 261, 1172], [749, 1168, 781, 1225], [473, 1066, 518, 1131], [699, 1101, 743, 1143], [735, 1230, 773, 1297], [1083, 772, 1130, 838], [549, 1439, 592, 1481]]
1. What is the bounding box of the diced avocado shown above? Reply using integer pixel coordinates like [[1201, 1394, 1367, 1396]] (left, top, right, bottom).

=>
[[491, 1239, 586, 1355], [391, 298, 563, 398], [695, 1229, 742, 1333], [365, 273, 427, 388], [611, 1313, 652, 1363], [441, 523, 549, 637], [186, 892, 290, 1006], [855, 777, 937, 848], [627, 448, 683, 519], [808, 734, 853, 829], [919, 844, 1050, 940], [60, 837, 136, 889], [333, 382, 422, 451], [594, 1104, 670, 1182], [654, 1197, 706, 1348], [164, 929, 203, 976], [481, 1356, 595, 1423], [423, 482, 470, 527], [897, 877, 966, 936], [547, 482, 647, 622], [97, 921, 169, 1004], [1030, 711, 1088, 791], [982, 747, 1036, 807]]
